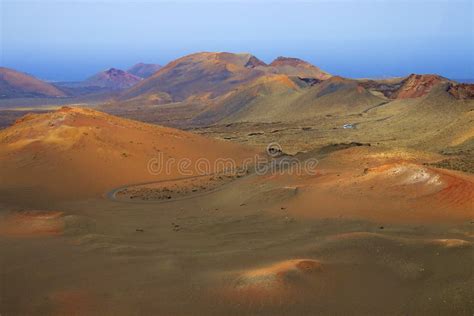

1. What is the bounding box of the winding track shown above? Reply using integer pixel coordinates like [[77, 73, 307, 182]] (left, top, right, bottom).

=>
[[105, 172, 249, 204]]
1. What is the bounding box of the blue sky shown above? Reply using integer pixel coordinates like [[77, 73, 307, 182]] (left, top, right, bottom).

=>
[[1, 0, 473, 81]]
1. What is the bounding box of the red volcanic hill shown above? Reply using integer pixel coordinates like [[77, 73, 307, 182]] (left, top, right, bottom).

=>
[[84, 68, 142, 90], [127, 63, 162, 78], [120, 52, 331, 102], [392, 74, 448, 99], [267, 57, 331, 80], [0, 107, 257, 201], [0, 67, 66, 98], [120, 52, 268, 101]]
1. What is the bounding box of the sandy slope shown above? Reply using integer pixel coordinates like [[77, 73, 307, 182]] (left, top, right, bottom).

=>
[[0, 107, 258, 202], [269, 147, 474, 223], [0, 101, 472, 315], [0, 144, 472, 315]]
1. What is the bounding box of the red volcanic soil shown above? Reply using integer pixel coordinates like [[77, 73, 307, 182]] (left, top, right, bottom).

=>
[[359, 162, 474, 212], [254, 147, 474, 223], [0, 210, 65, 237], [392, 74, 446, 99], [432, 167, 474, 208]]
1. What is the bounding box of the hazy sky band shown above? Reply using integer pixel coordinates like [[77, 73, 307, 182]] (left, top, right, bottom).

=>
[[1, 0, 472, 81]]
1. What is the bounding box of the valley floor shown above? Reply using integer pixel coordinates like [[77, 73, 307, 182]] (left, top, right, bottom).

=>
[[0, 145, 473, 315], [0, 91, 473, 314]]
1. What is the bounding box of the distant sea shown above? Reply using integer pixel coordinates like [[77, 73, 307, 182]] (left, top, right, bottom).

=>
[[454, 79, 474, 83]]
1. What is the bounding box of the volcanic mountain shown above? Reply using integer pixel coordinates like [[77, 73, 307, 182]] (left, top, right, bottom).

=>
[[0, 67, 66, 98], [127, 63, 162, 78], [104, 51, 473, 129], [120, 52, 269, 102], [0, 107, 257, 201], [119, 52, 332, 102], [107, 51, 335, 126], [84, 68, 142, 90]]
